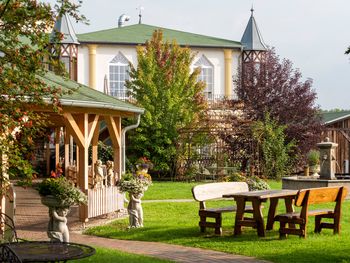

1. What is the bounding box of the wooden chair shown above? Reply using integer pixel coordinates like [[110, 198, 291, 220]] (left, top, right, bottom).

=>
[[275, 186, 348, 238], [192, 182, 252, 235]]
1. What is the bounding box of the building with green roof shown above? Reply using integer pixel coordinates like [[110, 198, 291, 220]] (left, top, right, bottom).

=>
[[51, 10, 267, 101]]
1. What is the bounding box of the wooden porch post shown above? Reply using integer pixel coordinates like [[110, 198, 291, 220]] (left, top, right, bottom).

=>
[[64, 112, 99, 222], [55, 128, 60, 167], [64, 128, 70, 176]]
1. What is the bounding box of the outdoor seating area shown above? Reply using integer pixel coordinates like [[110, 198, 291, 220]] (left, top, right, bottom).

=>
[[0, 180, 348, 263]]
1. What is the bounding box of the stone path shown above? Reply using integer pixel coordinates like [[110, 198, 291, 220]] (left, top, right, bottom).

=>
[[14, 185, 270, 263]]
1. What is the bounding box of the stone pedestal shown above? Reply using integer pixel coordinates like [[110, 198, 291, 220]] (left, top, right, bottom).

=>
[[317, 138, 338, 180]]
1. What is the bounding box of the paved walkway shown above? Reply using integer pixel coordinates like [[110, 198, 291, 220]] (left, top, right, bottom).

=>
[[14, 185, 270, 263]]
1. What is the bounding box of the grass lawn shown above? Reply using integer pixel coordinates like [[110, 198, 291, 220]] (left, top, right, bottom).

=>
[[71, 247, 171, 262], [85, 181, 350, 263], [143, 181, 200, 200]]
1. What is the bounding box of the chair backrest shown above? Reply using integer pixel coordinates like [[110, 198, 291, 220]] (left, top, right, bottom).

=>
[[295, 186, 348, 207], [192, 182, 249, 202], [0, 244, 22, 262], [0, 213, 18, 243]]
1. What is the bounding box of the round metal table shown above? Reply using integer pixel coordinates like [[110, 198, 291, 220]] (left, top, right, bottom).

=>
[[0, 241, 96, 262]]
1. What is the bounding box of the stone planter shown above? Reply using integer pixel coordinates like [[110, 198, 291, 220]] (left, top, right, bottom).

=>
[[41, 195, 67, 208], [41, 195, 70, 243], [310, 165, 320, 177]]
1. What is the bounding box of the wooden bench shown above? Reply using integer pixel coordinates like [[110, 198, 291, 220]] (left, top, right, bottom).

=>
[[191, 182, 252, 235], [275, 186, 348, 238]]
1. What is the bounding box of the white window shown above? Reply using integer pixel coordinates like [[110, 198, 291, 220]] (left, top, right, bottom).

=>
[[194, 55, 214, 99], [109, 52, 130, 98]]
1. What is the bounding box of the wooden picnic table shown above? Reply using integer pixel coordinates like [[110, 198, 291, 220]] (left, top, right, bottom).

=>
[[223, 189, 298, 237]]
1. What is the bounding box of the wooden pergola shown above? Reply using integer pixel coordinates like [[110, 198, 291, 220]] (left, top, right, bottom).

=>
[[36, 72, 144, 222]]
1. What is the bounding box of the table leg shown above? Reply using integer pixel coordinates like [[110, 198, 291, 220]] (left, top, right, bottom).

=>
[[266, 198, 279, 230], [284, 197, 295, 229], [234, 197, 246, 235], [252, 199, 265, 237]]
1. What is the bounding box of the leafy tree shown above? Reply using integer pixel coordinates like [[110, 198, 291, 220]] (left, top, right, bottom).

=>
[[235, 48, 323, 160], [252, 113, 296, 179], [126, 30, 206, 176], [0, 0, 85, 186]]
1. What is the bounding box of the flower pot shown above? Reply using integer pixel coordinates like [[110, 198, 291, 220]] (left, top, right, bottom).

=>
[[310, 165, 320, 177], [41, 195, 67, 208]]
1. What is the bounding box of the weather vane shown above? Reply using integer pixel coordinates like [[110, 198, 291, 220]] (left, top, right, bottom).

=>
[[136, 6, 144, 24]]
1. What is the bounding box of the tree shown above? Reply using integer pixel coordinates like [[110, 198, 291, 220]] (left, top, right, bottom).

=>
[[0, 0, 85, 185], [235, 48, 323, 160], [126, 30, 206, 176], [252, 113, 296, 179]]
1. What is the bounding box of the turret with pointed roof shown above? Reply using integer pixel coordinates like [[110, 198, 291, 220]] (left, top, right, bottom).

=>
[[241, 8, 267, 63], [50, 14, 79, 80]]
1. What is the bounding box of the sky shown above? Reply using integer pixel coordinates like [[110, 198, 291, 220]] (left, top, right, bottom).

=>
[[60, 0, 350, 110]]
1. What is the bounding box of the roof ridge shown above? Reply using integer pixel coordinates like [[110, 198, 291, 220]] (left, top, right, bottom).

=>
[[77, 23, 241, 46]]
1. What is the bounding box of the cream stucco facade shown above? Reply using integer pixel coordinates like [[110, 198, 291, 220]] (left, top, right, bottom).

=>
[[77, 43, 241, 99]]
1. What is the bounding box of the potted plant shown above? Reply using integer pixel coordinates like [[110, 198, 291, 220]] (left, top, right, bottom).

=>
[[38, 177, 87, 207], [135, 157, 154, 171], [37, 177, 87, 242], [307, 149, 320, 176], [117, 171, 152, 228]]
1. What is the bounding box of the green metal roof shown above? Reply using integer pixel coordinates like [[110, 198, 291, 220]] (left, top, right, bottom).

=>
[[40, 71, 144, 114], [77, 24, 242, 49], [321, 111, 350, 124]]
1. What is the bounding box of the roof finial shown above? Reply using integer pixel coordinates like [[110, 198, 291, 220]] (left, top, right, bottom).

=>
[[137, 6, 144, 24], [251, 5, 254, 16]]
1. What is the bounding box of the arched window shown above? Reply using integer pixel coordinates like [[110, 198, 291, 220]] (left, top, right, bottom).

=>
[[109, 52, 130, 98], [194, 55, 214, 99]]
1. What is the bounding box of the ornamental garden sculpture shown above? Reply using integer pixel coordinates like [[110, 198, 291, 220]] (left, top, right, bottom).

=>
[[117, 157, 152, 228], [38, 177, 87, 242]]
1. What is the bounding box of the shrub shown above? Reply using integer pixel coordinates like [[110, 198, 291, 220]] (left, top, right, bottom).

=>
[[252, 113, 296, 180], [227, 172, 270, 191]]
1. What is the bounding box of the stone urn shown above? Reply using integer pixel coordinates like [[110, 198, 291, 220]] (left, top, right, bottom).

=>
[[41, 196, 70, 243], [310, 165, 320, 177]]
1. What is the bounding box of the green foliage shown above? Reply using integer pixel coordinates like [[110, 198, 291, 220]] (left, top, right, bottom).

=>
[[89, 141, 113, 164], [0, 0, 85, 184], [38, 177, 87, 206], [307, 149, 320, 166], [252, 113, 296, 179], [227, 172, 270, 191], [125, 30, 206, 176]]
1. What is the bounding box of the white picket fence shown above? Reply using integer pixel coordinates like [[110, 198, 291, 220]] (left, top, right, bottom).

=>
[[87, 186, 124, 218]]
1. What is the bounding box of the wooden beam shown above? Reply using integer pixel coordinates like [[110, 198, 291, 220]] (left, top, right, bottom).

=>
[[105, 116, 121, 148], [105, 116, 122, 178], [87, 114, 99, 146], [63, 113, 85, 148]]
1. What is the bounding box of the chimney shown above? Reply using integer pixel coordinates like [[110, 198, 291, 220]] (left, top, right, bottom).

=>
[[118, 14, 130, 28]]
